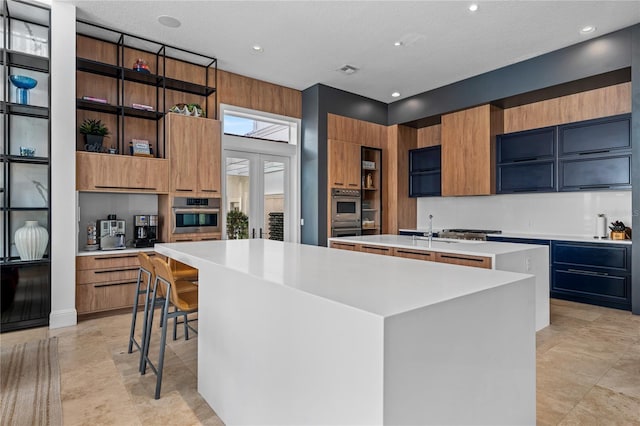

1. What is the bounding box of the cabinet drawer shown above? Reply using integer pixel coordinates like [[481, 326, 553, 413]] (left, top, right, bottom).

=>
[[393, 248, 435, 261], [497, 160, 555, 193], [552, 268, 630, 308], [77, 253, 145, 270], [77, 267, 140, 285], [329, 241, 359, 251], [497, 127, 555, 163], [76, 281, 142, 314], [435, 252, 492, 269], [359, 245, 392, 256], [559, 154, 631, 191], [552, 242, 630, 272], [559, 114, 631, 156]]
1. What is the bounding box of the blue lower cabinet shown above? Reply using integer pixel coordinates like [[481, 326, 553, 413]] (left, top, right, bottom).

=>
[[486, 236, 550, 246], [551, 241, 632, 310]]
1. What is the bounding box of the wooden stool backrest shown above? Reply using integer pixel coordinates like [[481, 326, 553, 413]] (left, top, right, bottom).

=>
[[137, 252, 156, 291], [151, 257, 179, 303]]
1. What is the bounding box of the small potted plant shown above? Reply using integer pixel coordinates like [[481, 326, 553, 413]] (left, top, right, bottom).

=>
[[79, 119, 110, 152], [226, 210, 249, 239]]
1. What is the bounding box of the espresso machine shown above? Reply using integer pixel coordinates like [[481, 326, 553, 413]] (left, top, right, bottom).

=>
[[97, 216, 126, 250], [133, 215, 158, 248]]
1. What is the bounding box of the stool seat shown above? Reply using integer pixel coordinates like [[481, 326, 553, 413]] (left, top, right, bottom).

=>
[[174, 282, 198, 311], [175, 280, 197, 294]]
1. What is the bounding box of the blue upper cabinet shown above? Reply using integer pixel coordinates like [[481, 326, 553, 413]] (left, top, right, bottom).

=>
[[409, 146, 441, 197], [558, 114, 632, 191], [497, 127, 555, 163], [558, 114, 631, 156], [496, 113, 632, 194], [496, 127, 556, 193]]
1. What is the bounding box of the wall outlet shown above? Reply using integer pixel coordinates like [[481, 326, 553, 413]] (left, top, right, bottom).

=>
[[525, 257, 532, 272]]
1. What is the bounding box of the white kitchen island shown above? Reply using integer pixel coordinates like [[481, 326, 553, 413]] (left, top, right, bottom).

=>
[[155, 239, 536, 425]]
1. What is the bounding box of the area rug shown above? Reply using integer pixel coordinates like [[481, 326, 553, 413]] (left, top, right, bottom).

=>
[[1, 337, 62, 426]]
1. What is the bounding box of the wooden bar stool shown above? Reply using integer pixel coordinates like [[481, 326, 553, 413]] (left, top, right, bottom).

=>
[[141, 257, 198, 399]]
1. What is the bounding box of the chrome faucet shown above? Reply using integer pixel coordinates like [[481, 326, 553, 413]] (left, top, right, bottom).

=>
[[428, 214, 434, 245]]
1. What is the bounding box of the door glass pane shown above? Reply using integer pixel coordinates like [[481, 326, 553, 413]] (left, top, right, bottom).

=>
[[226, 157, 250, 239], [9, 116, 48, 157], [10, 163, 48, 207], [263, 160, 284, 241]]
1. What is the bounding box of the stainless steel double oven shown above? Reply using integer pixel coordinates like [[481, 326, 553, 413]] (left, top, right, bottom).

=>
[[330, 188, 361, 237]]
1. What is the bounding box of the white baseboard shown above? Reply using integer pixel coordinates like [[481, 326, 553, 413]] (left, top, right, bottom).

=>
[[49, 309, 77, 329]]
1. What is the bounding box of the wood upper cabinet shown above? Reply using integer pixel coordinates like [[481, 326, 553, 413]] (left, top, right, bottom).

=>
[[441, 104, 503, 196], [76, 152, 169, 193], [166, 114, 221, 196], [328, 139, 361, 189]]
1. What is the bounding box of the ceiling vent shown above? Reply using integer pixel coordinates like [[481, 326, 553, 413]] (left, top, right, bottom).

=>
[[338, 64, 359, 75]]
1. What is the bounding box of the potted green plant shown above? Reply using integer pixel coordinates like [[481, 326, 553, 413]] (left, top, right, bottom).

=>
[[226, 210, 249, 239], [79, 119, 110, 152]]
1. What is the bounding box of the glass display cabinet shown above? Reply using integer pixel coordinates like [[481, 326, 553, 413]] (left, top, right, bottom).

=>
[[1, 0, 51, 332], [361, 146, 382, 235]]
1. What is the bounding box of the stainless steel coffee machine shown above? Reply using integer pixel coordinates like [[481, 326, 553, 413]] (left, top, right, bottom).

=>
[[133, 214, 158, 248], [97, 216, 126, 250]]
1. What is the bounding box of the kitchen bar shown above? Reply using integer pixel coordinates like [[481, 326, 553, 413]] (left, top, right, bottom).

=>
[[155, 239, 536, 425]]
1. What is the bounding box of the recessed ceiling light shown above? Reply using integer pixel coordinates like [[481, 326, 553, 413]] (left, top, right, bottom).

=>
[[468, 4, 479, 12], [580, 25, 596, 34], [252, 45, 264, 52], [394, 41, 403, 47], [391, 92, 401, 98], [157, 15, 181, 28]]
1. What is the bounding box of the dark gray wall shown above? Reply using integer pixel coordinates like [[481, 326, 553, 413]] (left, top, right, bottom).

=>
[[301, 84, 387, 245], [388, 28, 633, 125], [632, 26, 639, 315]]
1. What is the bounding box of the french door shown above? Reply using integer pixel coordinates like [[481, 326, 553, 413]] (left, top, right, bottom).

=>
[[224, 151, 290, 241]]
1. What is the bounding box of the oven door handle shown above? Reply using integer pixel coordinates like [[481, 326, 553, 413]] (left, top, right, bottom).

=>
[[173, 208, 220, 214]]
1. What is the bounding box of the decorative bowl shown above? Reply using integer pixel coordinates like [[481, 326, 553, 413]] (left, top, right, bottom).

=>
[[9, 75, 38, 89]]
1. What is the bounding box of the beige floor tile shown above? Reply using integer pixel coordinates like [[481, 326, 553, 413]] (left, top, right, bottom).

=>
[[558, 385, 640, 425], [597, 367, 640, 399]]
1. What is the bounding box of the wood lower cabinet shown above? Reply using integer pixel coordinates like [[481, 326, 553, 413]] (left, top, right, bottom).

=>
[[328, 139, 361, 189], [393, 248, 435, 261], [329, 241, 359, 251], [166, 114, 221, 196], [435, 252, 492, 269], [76, 152, 169, 193], [76, 251, 162, 315]]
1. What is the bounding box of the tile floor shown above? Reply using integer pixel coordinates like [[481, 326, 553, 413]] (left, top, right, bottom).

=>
[[1, 299, 639, 425]]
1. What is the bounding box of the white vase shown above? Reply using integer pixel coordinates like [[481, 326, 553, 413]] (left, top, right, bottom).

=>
[[14, 220, 49, 261]]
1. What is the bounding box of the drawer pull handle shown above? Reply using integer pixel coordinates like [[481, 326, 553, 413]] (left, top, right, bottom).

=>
[[94, 254, 138, 260], [363, 246, 388, 251], [513, 157, 539, 162], [579, 150, 609, 155], [333, 182, 344, 186], [566, 268, 609, 277], [348, 183, 358, 187], [94, 267, 139, 274], [176, 188, 193, 192], [95, 281, 138, 288], [201, 189, 218, 192], [95, 185, 157, 190], [200, 238, 219, 241], [397, 250, 432, 257], [579, 185, 611, 190], [440, 254, 484, 262]]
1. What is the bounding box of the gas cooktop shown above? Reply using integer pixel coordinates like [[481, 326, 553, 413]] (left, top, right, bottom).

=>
[[439, 229, 502, 241]]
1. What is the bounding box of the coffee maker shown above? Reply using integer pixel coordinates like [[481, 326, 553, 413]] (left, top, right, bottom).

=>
[[134, 215, 158, 248]]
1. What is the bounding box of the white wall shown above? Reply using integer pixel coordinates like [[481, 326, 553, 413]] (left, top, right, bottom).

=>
[[50, 1, 77, 328], [416, 191, 632, 236]]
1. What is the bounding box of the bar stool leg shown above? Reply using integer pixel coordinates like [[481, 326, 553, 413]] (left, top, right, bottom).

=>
[[155, 293, 171, 399], [141, 276, 159, 376], [128, 268, 144, 354], [138, 270, 154, 373]]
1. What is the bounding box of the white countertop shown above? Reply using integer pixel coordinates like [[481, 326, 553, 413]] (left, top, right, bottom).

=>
[[329, 234, 544, 257], [155, 239, 532, 318], [399, 229, 632, 245], [76, 247, 156, 256]]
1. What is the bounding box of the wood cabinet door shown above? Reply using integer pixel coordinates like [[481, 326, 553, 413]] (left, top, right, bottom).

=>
[[441, 104, 501, 196], [393, 248, 435, 261], [328, 139, 347, 188], [197, 119, 221, 196], [359, 244, 392, 256], [344, 142, 362, 189], [76, 152, 168, 193], [167, 114, 198, 194]]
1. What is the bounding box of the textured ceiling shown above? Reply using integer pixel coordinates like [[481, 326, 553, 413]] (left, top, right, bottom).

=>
[[65, 1, 640, 103]]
